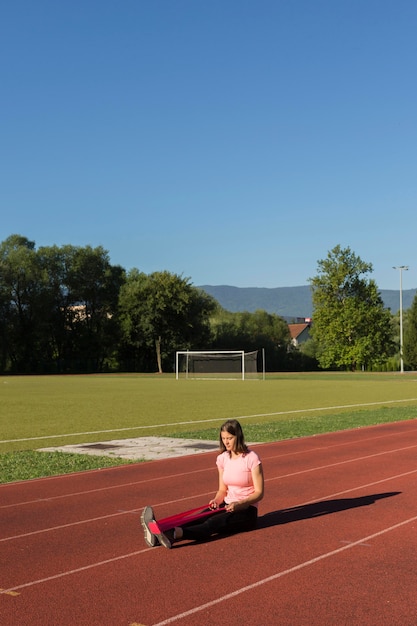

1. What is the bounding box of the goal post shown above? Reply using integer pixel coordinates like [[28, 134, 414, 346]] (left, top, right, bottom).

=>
[[175, 350, 265, 380]]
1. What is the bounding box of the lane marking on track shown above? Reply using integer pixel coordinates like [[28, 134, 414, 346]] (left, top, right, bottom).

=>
[[267, 441, 417, 482], [0, 588, 20, 596], [150, 513, 417, 626], [3, 423, 417, 509], [2, 397, 417, 444], [2, 511, 416, 619], [1, 463, 416, 608], [2, 419, 417, 508], [0, 469, 417, 592], [0, 509, 138, 542], [2, 417, 417, 512], [0, 491, 210, 542], [3, 463, 417, 544], [263, 422, 417, 460], [0, 470, 212, 509], [0, 547, 152, 596]]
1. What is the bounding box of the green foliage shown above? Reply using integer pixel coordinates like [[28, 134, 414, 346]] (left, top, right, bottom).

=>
[[210, 308, 291, 370], [0, 235, 47, 372], [0, 235, 403, 375], [310, 245, 395, 370], [0, 236, 125, 373], [118, 270, 216, 372]]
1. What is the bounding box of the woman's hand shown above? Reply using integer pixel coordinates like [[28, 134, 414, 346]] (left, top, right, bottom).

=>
[[225, 501, 247, 512]]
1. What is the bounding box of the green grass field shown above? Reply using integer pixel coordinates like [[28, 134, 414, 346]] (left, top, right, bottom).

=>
[[1, 372, 417, 483]]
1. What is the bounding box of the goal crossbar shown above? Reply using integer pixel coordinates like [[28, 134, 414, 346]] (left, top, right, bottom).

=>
[[175, 350, 262, 380]]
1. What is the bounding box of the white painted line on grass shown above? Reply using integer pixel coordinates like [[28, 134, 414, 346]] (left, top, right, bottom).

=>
[[2, 397, 417, 444]]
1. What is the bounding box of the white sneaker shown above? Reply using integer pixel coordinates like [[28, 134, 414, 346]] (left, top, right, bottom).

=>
[[141, 506, 158, 547], [157, 528, 175, 549]]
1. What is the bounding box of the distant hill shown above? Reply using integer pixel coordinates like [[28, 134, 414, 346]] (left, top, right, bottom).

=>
[[199, 285, 417, 319]]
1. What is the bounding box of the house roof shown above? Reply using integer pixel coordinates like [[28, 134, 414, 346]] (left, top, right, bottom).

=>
[[288, 323, 310, 340]]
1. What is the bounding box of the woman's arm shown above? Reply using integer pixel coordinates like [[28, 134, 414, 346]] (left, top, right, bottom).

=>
[[225, 463, 264, 512], [209, 468, 227, 508]]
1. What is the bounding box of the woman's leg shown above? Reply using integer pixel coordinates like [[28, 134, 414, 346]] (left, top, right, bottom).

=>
[[141, 504, 220, 548], [180, 506, 258, 542]]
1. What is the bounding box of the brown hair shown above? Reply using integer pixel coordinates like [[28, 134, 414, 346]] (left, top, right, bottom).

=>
[[219, 419, 249, 455]]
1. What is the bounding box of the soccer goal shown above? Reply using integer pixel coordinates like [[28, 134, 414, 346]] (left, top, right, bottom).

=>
[[175, 350, 265, 380]]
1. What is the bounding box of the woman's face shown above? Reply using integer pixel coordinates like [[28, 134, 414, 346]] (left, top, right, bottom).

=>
[[221, 430, 236, 453]]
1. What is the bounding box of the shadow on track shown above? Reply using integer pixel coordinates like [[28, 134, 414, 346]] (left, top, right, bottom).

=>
[[170, 493, 401, 549], [258, 491, 401, 529]]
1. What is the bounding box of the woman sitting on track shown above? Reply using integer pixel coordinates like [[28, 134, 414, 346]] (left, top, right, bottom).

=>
[[141, 419, 264, 549]]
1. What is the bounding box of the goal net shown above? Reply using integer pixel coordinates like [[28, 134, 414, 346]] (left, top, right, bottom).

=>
[[175, 350, 263, 380]]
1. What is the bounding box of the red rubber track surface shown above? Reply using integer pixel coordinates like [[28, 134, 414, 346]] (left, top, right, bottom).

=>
[[2, 420, 417, 625]]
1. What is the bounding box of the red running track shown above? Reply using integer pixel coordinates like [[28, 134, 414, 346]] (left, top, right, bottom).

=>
[[2, 420, 417, 625]]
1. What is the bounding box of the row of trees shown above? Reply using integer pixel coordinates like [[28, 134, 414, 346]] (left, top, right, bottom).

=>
[[1, 235, 416, 374], [0, 235, 294, 374]]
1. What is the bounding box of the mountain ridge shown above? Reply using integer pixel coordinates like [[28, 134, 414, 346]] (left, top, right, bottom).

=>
[[199, 285, 417, 319]]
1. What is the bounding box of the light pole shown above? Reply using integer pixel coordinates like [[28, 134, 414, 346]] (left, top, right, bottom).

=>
[[393, 265, 409, 373]]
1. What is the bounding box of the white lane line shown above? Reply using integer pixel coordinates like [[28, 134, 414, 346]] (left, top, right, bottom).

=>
[[3, 424, 417, 509], [3, 454, 417, 543], [2, 510, 417, 608], [1, 463, 416, 547], [267, 442, 417, 482], [0, 492, 212, 542], [0, 468, 210, 509], [2, 397, 417, 444], [151, 513, 417, 626], [0, 548, 152, 595], [264, 421, 417, 460]]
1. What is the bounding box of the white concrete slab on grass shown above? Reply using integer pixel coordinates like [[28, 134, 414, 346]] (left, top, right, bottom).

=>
[[38, 437, 220, 461]]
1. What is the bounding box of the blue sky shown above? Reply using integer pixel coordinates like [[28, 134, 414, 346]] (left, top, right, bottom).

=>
[[1, 0, 416, 291]]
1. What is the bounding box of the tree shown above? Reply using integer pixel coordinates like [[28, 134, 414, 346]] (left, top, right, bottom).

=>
[[209, 308, 291, 370], [403, 296, 417, 369], [0, 234, 48, 372], [0, 236, 125, 373], [118, 270, 216, 373], [61, 245, 125, 371], [309, 245, 394, 371]]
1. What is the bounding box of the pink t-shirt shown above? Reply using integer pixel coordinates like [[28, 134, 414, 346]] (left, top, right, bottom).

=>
[[216, 449, 261, 506]]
